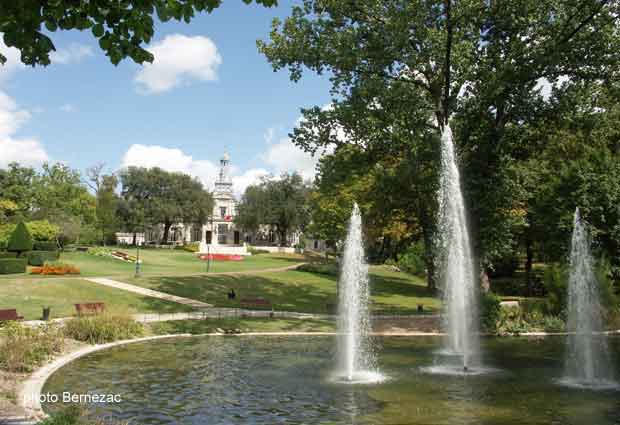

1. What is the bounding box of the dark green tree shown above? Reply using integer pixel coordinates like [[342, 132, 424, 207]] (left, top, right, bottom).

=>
[[119, 167, 213, 243], [258, 0, 620, 285], [96, 174, 120, 245], [7, 221, 33, 257], [236, 173, 310, 246]]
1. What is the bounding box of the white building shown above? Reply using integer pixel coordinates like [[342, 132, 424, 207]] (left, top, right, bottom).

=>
[[132, 153, 327, 254]]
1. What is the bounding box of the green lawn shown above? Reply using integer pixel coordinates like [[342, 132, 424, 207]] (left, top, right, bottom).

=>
[[0, 249, 305, 280], [149, 317, 336, 335], [0, 278, 193, 320], [127, 266, 440, 314]]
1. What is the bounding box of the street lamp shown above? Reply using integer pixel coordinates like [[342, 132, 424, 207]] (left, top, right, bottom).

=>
[[135, 224, 142, 277]]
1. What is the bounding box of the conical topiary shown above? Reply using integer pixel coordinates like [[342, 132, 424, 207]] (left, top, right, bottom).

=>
[[8, 221, 33, 257]]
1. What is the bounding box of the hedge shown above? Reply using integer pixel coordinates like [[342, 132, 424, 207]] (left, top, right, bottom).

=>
[[0, 258, 27, 274], [33, 241, 58, 251], [27, 251, 60, 266], [0, 251, 17, 258], [7, 222, 33, 255]]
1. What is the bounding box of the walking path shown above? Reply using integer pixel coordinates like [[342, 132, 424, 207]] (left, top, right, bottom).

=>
[[84, 277, 213, 309]]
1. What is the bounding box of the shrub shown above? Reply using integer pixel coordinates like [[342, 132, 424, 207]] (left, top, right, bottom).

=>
[[7, 221, 33, 256], [26, 220, 60, 242], [0, 322, 64, 372], [297, 262, 338, 276], [0, 251, 17, 258], [542, 263, 568, 316], [63, 313, 144, 344], [480, 292, 502, 332], [396, 241, 426, 276], [176, 242, 200, 253], [30, 262, 80, 275], [28, 250, 60, 266], [0, 258, 27, 274], [248, 247, 270, 255], [34, 241, 59, 251]]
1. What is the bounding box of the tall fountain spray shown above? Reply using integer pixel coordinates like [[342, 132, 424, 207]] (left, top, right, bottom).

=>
[[561, 207, 616, 389], [335, 203, 382, 383], [434, 124, 479, 371]]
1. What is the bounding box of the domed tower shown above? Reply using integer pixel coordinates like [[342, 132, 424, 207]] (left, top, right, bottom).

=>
[[214, 152, 233, 195]]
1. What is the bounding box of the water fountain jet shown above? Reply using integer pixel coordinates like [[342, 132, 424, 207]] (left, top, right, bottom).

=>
[[422, 124, 482, 376], [558, 207, 618, 390], [334, 203, 384, 384]]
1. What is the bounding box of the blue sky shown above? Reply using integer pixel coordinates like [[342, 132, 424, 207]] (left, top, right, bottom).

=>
[[0, 0, 332, 195]]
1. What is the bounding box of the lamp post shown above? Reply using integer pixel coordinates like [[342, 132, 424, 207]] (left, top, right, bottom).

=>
[[134, 225, 142, 277]]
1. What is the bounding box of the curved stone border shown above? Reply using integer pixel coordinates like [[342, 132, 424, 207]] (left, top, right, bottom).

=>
[[17, 328, 620, 423], [18, 334, 193, 423]]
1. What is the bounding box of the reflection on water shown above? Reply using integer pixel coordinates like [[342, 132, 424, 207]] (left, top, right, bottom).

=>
[[43, 336, 620, 425]]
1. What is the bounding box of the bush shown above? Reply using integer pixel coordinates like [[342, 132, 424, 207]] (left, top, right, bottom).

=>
[[34, 241, 59, 251], [63, 313, 144, 344], [480, 291, 502, 332], [7, 221, 33, 256], [28, 250, 60, 266], [248, 247, 270, 255], [297, 262, 338, 276], [176, 242, 200, 253], [0, 251, 17, 258], [0, 322, 64, 372], [542, 263, 568, 316], [396, 241, 426, 276], [0, 258, 27, 274]]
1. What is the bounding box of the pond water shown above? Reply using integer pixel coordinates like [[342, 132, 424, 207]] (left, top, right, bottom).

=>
[[43, 336, 620, 424]]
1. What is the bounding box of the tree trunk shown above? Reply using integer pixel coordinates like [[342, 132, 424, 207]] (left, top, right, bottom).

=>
[[525, 236, 534, 296], [132, 232, 137, 246], [162, 221, 171, 244]]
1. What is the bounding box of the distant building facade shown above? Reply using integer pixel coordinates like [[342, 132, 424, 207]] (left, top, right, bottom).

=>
[[120, 153, 327, 254]]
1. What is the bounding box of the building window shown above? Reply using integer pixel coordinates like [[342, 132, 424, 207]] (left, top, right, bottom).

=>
[[192, 227, 202, 242], [220, 207, 227, 218], [218, 224, 228, 234]]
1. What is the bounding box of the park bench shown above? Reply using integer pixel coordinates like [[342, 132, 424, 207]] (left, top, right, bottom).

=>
[[75, 302, 105, 316], [239, 298, 272, 310], [0, 309, 24, 322]]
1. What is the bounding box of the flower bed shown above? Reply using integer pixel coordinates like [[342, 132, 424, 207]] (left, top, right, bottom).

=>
[[199, 254, 244, 261], [111, 250, 140, 263], [30, 262, 80, 275]]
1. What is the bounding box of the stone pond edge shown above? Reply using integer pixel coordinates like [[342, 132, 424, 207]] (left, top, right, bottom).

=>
[[16, 329, 620, 423]]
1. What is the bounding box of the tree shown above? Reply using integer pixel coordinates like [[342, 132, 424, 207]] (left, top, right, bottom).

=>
[[96, 174, 120, 245], [236, 173, 310, 246], [8, 221, 33, 257], [258, 0, 620, 285], [119, 167, 213, 243], [0, 0, 277, 67]]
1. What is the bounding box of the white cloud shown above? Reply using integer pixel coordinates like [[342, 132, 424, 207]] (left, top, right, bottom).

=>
[[0, 90, 49, 168], [534, 75, 571, 100], [59, 103, 77, 113], [134, 34, 222, 94], [0, 40, 24, 82], [50, 43, 93, 64], [0, 137, 49, 168], [261, 136, 321, 180], [121, 144, 272, 197], [232, 168, 270, 196]]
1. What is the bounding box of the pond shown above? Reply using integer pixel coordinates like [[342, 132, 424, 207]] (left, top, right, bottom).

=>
[[43, 336, 620, 424]]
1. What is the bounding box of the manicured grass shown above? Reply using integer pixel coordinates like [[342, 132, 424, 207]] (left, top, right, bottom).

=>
[[0, 249, 305, 280], [127, 266, 440, 315], [0, 278, 192, 320], [148, 317, 336, 335]]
